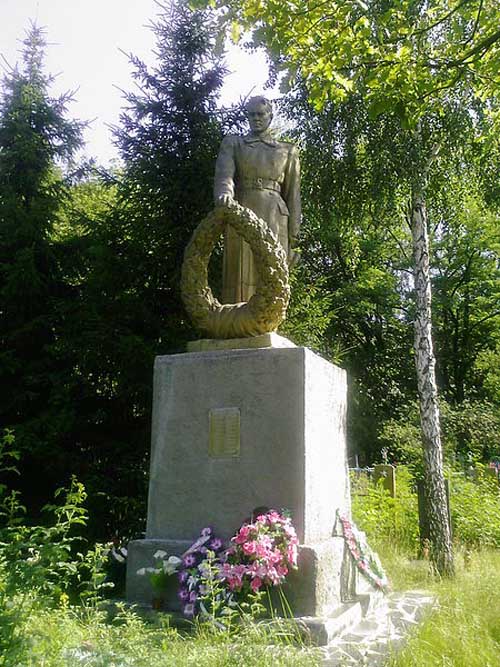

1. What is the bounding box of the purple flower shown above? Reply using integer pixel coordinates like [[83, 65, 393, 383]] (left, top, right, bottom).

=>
[[178, 570, 189, 584], [183, 553, 197, 567], [189, 590, 198, 603], [209, 538, 224, 551], [178, 587, 189, 601], [201, 527, 212, 537], [183, 602, 195, 618]]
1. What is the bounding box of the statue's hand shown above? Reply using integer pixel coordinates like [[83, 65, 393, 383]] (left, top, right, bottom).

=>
[[216, 194, 235, 208]]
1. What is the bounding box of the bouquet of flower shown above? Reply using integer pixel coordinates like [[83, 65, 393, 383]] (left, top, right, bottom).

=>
[[176, 526, 227, 618], [337, 511, 390, 592], [220, 510, 299, 594]]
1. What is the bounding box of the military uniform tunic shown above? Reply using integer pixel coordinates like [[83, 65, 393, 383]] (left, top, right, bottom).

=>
[[214, 132, 301, 304]]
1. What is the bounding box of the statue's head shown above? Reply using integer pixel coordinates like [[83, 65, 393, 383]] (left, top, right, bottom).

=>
[[245, 96, 273, 135]]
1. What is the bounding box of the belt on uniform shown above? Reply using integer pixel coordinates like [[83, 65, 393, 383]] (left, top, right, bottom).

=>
[[240, 178, 281, 192]]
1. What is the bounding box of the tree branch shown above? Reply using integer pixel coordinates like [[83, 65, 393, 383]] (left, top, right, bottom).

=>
[[410, 0, 470, 37], [466, 0, 484, 46]]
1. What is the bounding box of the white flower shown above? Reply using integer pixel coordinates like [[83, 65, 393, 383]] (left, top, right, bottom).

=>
[[163, 555, 182, 575], [153, 549, 168, 559]]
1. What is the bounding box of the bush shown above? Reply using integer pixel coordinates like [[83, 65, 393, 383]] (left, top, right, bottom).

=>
[[351, 463, 500, 553], [351, 466, 419, 552], [378, 399, 500, 473], [449, 469, 500, 548]]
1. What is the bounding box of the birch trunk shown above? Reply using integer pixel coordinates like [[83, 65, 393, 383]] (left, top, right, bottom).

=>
[[411, 189, 454, 576]]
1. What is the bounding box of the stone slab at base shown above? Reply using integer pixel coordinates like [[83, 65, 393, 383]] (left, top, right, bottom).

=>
[[186, 332, 296, 352]]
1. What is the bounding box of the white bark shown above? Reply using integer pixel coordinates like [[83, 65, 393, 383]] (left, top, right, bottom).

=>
[[411, 190, 454, 576]]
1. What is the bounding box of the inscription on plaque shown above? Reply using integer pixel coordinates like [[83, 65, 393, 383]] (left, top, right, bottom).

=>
[[209, 408, 240, 458]]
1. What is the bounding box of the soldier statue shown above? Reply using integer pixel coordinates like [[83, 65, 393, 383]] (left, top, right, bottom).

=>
[[214, 96, 301, 303]]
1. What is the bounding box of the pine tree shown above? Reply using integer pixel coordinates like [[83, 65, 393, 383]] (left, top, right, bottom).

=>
[[113, 0, 229, 348], [58, 1, 234, 538], [0, 25, 84, 462]]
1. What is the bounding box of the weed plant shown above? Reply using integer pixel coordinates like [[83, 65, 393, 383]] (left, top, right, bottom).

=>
[[351, 464, 500, 553], [0, 592, 321, 667], [351, 466, 420, 552], [352, 465, 500, 667], [385, 549, 500, 667], [449, 470, 500, 548]]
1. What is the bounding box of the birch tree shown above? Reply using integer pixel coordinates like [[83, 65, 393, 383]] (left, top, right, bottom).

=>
[[200, 0, 500, 575]]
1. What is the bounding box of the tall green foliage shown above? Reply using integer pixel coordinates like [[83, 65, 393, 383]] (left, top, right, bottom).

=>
[[0, 25, 84, 475], [281, 91, 417, 461], [432, 194, 500, 402], [111, 0, 229, 350], [1, 6, 233, 540], [53, 2, 234, 539]]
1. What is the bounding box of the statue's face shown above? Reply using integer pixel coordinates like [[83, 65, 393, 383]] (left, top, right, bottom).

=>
[[246, 102, 272, 134]]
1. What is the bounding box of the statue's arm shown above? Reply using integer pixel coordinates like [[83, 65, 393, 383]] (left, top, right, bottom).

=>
[[282, 145, 302, 255], [214, 135, 237, 205]]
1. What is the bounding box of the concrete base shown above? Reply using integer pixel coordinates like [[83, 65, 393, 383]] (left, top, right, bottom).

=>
[[145, 346, 350, 544], [127, 345, 353, 618]]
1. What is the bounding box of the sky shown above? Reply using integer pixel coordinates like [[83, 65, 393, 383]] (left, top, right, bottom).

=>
[[0, 0, 272, 164]]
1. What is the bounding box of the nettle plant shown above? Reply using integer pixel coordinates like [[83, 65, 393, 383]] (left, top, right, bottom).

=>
[[0, 431, 114, 603]]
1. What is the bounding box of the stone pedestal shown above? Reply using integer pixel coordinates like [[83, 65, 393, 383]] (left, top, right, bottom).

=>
[[127, 346, 353, 617]]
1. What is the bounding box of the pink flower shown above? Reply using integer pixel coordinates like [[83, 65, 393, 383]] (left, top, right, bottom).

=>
[[255, 542, 271, 559], [276, 563, 288, 578], [268, 548, 283, 565], [287, 543, 298, 566], [233, 525, 252, 544], [249, 562, 268, 578], [226, 577, 240, 591], [250, 576, 262, 592], [220, 563, 247, 591], [242, 540, 257, 556], [266, 566, 281, 586]]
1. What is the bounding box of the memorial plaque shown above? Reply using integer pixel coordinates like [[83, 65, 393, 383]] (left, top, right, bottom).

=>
[[208, 408, 240, 458]]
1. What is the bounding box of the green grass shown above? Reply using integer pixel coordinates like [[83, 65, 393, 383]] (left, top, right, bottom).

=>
[[1, 596, 323, 667], [2, 549, 500, 666], [374, 544, 500, 667]]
